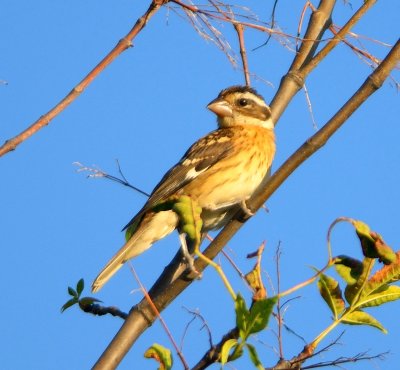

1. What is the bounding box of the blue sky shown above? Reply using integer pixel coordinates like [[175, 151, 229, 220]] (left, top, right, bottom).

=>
[[1, 1, 399, 369]]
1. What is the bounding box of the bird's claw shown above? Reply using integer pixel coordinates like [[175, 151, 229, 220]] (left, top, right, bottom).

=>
[[179, 233, 202, 278], [240, 200, 254, 217]]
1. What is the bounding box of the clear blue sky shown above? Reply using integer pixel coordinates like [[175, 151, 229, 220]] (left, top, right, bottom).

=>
[[1, 1, 399, 369]]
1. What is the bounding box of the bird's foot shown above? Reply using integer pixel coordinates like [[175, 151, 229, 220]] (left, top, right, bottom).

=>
[[184, 255, 202, 279], [240, 200, 254, 217], [179, 233, 202, 278]]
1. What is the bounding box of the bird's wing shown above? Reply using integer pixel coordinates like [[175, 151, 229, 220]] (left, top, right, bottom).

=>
[[123, 128, 236, 231]]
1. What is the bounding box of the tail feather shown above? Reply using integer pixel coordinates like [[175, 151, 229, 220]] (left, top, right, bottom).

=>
[[91, 237, 144, 293], [91, 210, 178, 293]]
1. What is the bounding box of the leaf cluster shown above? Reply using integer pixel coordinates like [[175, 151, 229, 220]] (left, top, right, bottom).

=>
[[220, 294, 277, 368], [318, 219, 400, 334]]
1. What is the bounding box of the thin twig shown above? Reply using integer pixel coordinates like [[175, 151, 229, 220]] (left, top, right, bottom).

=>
[[182, 307, 214, 348], [206, 234, 248, 284], [128, 263, 190, 370], [234, 23, 251, 86], [74, 161, 150, 197], [297, 1, 312, 52], [252, 0, 279, 51], [191, 327, 239, 370], [302, 351, 388, 369], [302, 83, 318, 130], [301, 0, 377, 76], [275, 243, 284, 360], [0, 0, 167, 157]]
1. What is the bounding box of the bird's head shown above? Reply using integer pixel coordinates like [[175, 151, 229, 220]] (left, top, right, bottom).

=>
[[207, 86, 273, 129]]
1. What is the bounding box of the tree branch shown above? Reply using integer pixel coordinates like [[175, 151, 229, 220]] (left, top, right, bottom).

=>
[[93, 36, 399, 369], [269, 0, 335, 123], [90, 0, 398, 367], [0, 0, 167, 157], [234, 23, 251, 86], [91, 2, 396, 368]]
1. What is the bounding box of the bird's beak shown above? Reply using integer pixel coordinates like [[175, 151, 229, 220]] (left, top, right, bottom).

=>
[[207, 99, 233, 117]]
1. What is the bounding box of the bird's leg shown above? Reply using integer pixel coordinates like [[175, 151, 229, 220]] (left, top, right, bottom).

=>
[[178, 233, 201, 277], [240, 200, 254, 217], [173, 195, 236, 298]]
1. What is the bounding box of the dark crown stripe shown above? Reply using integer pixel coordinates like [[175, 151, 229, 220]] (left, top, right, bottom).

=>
[[218, 85, 264, 101]]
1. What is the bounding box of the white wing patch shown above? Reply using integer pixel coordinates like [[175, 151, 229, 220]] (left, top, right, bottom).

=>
[[184, 166, 209, 180]]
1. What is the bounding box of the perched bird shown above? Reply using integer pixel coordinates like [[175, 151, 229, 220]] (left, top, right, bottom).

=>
[[92, 86, 276, 292]]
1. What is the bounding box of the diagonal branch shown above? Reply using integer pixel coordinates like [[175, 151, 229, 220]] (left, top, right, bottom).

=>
[[92, 5, 400, 370], [191, 37, 400, 370], [162, 38, 400, 370], [270, 0, 377, 124], [0, 0, 167, 158], [205, 38, 400, 287]]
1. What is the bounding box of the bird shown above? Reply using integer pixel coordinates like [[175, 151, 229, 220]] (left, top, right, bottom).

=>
[[92, 85, 276, 293]]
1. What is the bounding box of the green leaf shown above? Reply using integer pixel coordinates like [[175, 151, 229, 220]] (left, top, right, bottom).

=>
[[353, 220, 377, 259], [220, 339, 239, 365], [61, 298, 78, 312], [353, 220, 396, 264], [317, 274, 345, 319], [68, 286, 77, 298], [229, 342, 244, 362], [247, 297, 277, 335], [144, 343, 173, 370], [246, 343, 263, 370], [334, 255, 363, 285], [342, 310, 387, 333], [372, 234, 396, 265], [344, 258, 375, 305], [235, 294, 249, 340], [172, 195, 203, 242], [76, 279, 84, 296], [358, 285, 400, 308]]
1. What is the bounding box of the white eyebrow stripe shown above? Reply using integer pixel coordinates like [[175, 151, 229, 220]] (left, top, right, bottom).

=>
[[240, 92, 269, 108]]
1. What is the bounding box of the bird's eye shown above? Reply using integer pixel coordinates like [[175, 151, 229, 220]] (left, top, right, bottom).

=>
[[238, 98, 248, 107]]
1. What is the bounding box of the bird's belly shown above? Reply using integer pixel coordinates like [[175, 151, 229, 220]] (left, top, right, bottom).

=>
[[190, 163, 269, 230], [200, 206, 239, 230], [194, 161, 268, 210]]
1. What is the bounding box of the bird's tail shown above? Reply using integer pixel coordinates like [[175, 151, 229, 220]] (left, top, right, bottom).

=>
[[91, 210, 178, 293], [91, 236, 143, 293]]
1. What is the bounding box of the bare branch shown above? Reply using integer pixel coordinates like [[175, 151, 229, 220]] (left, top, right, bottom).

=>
[[81, 302, 128, 320], [0, 0, 167, 157], [90, 5, 400, 370], [74, 161, 150, 197], [182, 307, 214, 349], [191, 327, 239, 370], [128, 264, 190, 370], [270, 0, 335, 123], [302, 351, 388, 369], [234, 23, 251, 85]]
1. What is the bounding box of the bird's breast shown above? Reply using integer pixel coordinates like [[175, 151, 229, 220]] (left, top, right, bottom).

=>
[[182, 126, 275, 229]]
